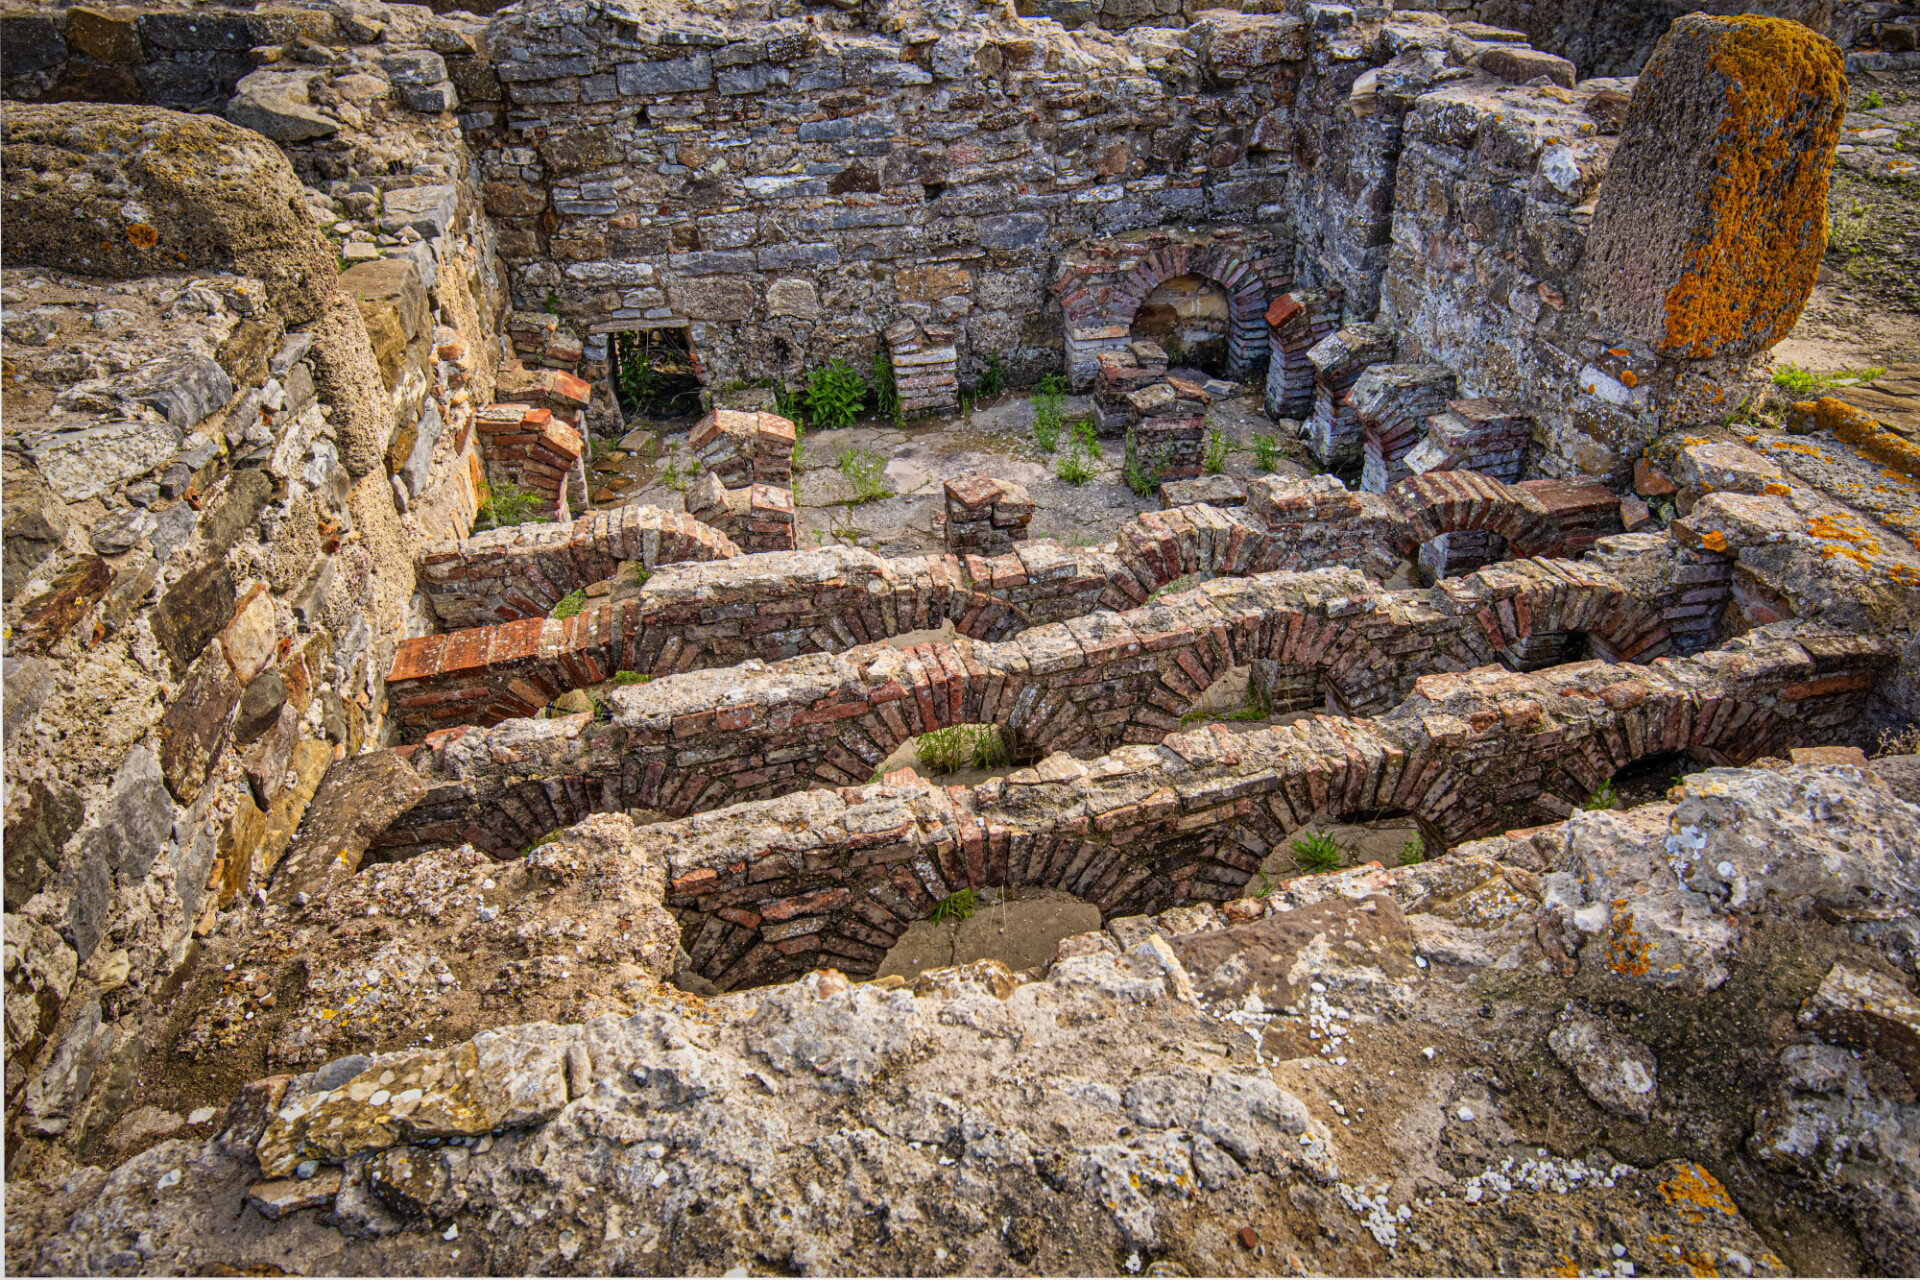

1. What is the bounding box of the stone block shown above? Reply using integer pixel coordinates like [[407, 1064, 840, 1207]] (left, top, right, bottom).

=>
[[616, 55, 713, 95], [1581, 15, 1846, 358], [158, 647, 242, 804], [1479, 46, 1576, 89]]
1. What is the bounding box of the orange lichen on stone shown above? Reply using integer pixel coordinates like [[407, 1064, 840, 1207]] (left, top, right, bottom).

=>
[[1605, 902, 1652, 976], [1797, 396, 1920, 481], [1659, 18, 1847, 358], [125, 223, 158, 248], [1657, 1162, 1741, 1222]]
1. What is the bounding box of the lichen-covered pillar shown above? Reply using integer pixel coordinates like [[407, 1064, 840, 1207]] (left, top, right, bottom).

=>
[[1581, 15, 1846, 361]]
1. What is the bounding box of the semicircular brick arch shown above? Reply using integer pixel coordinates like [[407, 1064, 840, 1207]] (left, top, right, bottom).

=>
[[1053, 225, 1287, 390]]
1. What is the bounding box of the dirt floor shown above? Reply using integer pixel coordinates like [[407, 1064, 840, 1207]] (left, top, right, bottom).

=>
[[589, 379, 1313, 555], [1770, 66, 1920, 376]]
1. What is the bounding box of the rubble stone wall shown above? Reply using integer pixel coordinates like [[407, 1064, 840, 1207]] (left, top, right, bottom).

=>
[[378, 552, 1715, 858], [390, 621, 1886, 990]]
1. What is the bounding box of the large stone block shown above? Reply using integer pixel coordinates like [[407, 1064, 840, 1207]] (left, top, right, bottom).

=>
[[1, 104, 337, 325], [1581, 16, 1846, 359]]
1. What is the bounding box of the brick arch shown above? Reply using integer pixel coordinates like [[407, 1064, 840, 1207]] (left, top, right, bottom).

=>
[[1386, 471, 1563, 560], [1104, 245, 1272, 380], [1053, 226, 1286, 391]]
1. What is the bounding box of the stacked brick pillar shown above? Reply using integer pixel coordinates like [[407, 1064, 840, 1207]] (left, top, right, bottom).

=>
[[685, 408, 798, 552], [885, 318, 961, 416], [1263, 287, 1340, 420], [1304, 322, 1397, 471], [942, 474, 1034, 556]]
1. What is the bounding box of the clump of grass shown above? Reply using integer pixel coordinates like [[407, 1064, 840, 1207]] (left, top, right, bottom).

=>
[[1583, 779, 1618, 811], [612, 670, 650, 685], [1399, 836, 1425, 866], [766, 377, 804, 424], [474, 480, 548, 531], [837, 448, 893, 503], [916, 724, 1010, 775], [1057, 451, 1096, 485], [806, 359, 868, 429], [1124, 445, 1164, 498], [1253, 433, 1280, 473], [977, 353, 1006, 397], [1032, 373, 1067, 454], [931, 888, 979, 923], [1290, 829, 1344, 873], [872, 349, 901, 424], [1771, 364, 1886, 396], [1056, 420, 1101, 484], [1864, 89, 1884, 109], [1204, 425, 1230, 475], [551, 589, 588, 619]]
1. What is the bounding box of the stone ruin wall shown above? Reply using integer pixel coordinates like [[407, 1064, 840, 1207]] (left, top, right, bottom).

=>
[[5, 0, 1920, 1269]]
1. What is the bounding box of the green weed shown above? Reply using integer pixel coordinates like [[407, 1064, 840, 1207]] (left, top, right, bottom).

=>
[[836, 448, 893, 503], [1290, 829, 1344, 873], [1253, 433, 1280, 472], [931, 888, 980, 923], [872, 349, 901, 424], [1399, 837, 1425, 866], [1583, 779, 1618, 811], [1057, 451, 1096, 485], [1865, 90, 1884, 109], [1072, 421, 1101, 459], [1204, 425, 1230, 475], [1770, 363, 1886, 396], [1032, 375, 1068, 454], [916, 724, 1009, 775], [474, 480, 548, 531], [978, 354, 1006, 397], [1124, 447, 1164, 497], [612, 670, 650, 685], [551, 589, 587, 619], [543, 293, 561, 316], [806, 359, 868, 429]]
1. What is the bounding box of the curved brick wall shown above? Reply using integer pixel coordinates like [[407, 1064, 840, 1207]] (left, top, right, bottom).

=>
[[378, 552, 1715, 862], [415, 503, 741, 630], [390, 471, 1631, 734], [396, 621, 1887, 989]]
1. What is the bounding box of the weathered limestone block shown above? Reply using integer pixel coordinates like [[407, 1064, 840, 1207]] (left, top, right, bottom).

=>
[[1581, 16, 1847, 358], [0, 104, 337, 325]]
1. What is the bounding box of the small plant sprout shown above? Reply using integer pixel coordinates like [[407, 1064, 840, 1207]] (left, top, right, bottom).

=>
[[978, 354, 1006, 397], [612, 670, 650, 685], [1290, 829, 1344, 873], [1253, 433, 1280, 472], [1583, 779, 1618, 811], [1204, 425, 1230, 474], [551, 589, 588, 619], [474, 480, 548, 531], [915, 725, 1009, 775], [1124, 446, 1164, 497], [836, 448, 893, 503], [1399, 836, 1425, 866], [931, 888, 980, 923]]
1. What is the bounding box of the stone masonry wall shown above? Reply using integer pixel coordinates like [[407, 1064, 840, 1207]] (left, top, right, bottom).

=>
[[406, 620, 1886, 988], [377, 550, 1717, 857], [385, 469, 1647, 733]]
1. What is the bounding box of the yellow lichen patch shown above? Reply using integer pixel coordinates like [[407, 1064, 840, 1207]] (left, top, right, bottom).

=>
[[1605, 902, 1651, 977], [1660, 18, 1846, 357], [1762, 481, 1791, 496], [1805, 396, 1920, 481], [125, 223, 158, 248], [1657, 1162, 1741, 1222]]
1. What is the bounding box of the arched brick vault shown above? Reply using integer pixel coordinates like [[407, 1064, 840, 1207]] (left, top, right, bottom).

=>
[[386, 622, 1882, 991], [1052, 225, 1290, 390], [389, 470, 1634, 737]]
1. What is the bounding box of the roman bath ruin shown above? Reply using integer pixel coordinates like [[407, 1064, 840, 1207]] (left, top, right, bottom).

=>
[[2, 0, 1919, 1271]]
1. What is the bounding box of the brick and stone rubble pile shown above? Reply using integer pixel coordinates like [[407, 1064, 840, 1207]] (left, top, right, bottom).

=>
[[942, 474, 1034, 557], [1305, 322, 1399, 472], [1091, 339, 1172, 433], [1125, 375, 1213, 482], [1263, 288, 1340, 421], [683, 408, 798, 552], [1354, 363, 1460, 494]]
